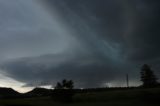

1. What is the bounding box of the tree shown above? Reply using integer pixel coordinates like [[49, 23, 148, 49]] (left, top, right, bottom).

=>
[[55, 82, 62, 89], [52, 79, 75, 103], [55, 79, 74, 89], [140, 64, 158, 87]]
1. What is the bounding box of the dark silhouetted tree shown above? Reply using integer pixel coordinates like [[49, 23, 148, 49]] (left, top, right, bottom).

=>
[[52, 79, 75, 103], [55, 79, 74, 89], [140, 64, 158, 87], [55, 82, 62, 89]]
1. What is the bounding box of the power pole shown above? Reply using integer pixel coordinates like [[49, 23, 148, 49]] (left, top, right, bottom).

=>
[[126, 74, 129, 88]]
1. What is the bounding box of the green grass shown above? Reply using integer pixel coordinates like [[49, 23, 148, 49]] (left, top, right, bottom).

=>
[[0, 88, 160, 106]]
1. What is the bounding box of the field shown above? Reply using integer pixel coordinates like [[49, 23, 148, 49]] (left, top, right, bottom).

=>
[[0, 88, 160, 106]]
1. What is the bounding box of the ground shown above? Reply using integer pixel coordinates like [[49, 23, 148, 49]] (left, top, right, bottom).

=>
[[0, 88, 160, 106]]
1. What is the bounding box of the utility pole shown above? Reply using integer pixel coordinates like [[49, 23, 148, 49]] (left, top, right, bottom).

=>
[[126, 74, 129, 88]]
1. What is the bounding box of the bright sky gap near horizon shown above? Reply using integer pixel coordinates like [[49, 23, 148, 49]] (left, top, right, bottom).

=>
[[0, 0, 160, 93]]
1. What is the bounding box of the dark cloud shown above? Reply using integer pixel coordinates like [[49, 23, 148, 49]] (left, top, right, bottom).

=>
[[0, 0, 160, 88], [124, 0, 160, 62], [43, 0, 160, 62], [1, 53, 128, 88]]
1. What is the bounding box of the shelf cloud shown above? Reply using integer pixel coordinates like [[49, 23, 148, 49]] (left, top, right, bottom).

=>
[[0, 0, 160, 89]]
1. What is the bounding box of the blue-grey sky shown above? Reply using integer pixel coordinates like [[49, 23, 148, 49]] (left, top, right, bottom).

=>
[[0, 0, 160, 92]]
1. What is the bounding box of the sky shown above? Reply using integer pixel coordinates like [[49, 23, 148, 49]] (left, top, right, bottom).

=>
[[0, 0, 160, 92]]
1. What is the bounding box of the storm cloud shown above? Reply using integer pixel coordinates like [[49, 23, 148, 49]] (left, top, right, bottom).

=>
[[0, 0, 160, 89]]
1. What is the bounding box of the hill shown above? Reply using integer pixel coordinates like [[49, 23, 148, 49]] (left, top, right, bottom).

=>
[[24, 88, 52, 97], [0, 87, 21, 98]]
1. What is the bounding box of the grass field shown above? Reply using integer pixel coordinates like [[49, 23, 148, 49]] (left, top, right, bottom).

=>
[[0, 88, 160, 106]]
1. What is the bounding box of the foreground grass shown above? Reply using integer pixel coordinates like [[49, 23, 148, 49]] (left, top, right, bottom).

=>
[[0, 88, 160, 106]]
